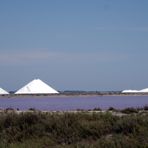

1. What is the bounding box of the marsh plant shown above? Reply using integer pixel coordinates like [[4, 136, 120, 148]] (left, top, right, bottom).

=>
[[0, 110, 147, 147]]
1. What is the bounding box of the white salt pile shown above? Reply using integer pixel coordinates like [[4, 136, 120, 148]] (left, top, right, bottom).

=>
[[0, 88, 9, 95], [15, 79, 59, 94], [122, 88, 148, 93]]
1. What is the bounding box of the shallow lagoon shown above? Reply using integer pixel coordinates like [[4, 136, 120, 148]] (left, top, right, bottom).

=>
[[0, 95, 148, 111]]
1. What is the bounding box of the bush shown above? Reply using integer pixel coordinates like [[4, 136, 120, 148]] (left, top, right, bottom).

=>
[[107, 107, 118, 112], [144, 105, 148, 110], [0, 111, 147, 147], [113, 116, 140, 135], [93, 107, 102, 111], [121, 107, 138, 114]]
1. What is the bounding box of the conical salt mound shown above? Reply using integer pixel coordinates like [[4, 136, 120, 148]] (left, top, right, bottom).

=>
[[0, 88, 9, 95], [15, 79, 59, 94]]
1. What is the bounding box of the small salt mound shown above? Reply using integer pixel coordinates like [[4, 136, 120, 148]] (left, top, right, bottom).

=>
[[15, 79, 59, 94]]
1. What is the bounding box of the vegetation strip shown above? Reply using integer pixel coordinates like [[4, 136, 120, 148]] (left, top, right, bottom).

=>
[[0, 107, 147, 147]]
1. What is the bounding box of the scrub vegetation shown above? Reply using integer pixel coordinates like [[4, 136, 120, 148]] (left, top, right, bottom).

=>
[[0, 108, 147, 148]]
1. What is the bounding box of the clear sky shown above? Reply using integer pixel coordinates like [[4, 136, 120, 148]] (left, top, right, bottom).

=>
[[0, 0, 148, 91]]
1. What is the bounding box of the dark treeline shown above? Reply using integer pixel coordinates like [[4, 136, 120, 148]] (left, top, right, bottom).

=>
[[2, 91, 148, 97], [0, 91, 120, 97], [0, 110, 148, 148], [59, 91, 122, 95]]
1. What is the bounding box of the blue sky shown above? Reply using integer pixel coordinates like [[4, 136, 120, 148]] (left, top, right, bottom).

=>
[[0, 0, 148, 91]]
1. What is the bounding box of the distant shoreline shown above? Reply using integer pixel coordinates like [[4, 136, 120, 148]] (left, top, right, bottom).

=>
[[1, 93, 148, 98], [1, 106, 148, 115]]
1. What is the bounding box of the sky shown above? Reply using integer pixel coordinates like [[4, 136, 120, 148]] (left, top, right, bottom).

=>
[[0, 0, 148, 91]]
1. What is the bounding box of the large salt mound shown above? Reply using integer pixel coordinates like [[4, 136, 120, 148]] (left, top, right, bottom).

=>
[[15, 79, 59, 94], [122, 89, 139, 93], [0, 88, 9, 95], [122, 88, 148, 93], [139, 88, 148, 93]]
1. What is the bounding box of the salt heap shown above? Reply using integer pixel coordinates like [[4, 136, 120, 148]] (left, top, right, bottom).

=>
[[15, 79, 59, 94], [0, 88, 9, 95], [122, 89, 139, 93], [139, 88, 148, 93], [122, 88, 148, 93]]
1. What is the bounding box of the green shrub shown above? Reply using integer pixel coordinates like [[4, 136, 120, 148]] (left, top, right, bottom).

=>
[[93, 107, 102, 111], [144, 105, 148, 110], [107, 107, 118, 112], [0, 111, 147, 147], [121, 107, 138, 114]]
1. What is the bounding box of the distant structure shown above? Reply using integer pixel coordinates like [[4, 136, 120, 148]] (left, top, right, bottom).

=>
[[15, 79, 59, 94], [0, 88, 9, 95], [122, 88, 148, 93]]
